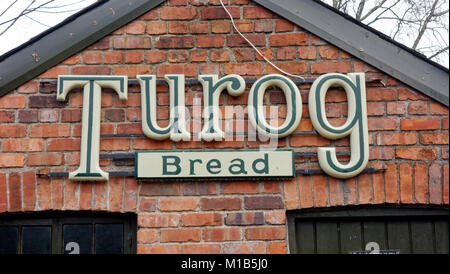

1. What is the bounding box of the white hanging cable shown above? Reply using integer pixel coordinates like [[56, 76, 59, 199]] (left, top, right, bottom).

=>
[[218, 0, 305, 82]]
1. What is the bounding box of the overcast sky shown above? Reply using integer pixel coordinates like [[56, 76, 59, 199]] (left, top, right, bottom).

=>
[[0, 0, 96, 55], [0, 0, 448, 67]]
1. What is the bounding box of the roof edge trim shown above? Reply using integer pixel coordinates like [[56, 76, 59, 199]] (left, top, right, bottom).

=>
[[0, 0, 166, 97]]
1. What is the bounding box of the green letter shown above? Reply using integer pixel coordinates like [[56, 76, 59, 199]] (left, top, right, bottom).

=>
[[57, 75, 127, 181], [309, 73, 369, 179], [138, 74, 190, 141], [198, 75, 245, 141], [162, 156, 181, 175], [206, 159, 222, 174], [189, 159, 202, 175], [248, 74, 302, 138], [229, 159, 248, 175], [252, 154, 269, 174]]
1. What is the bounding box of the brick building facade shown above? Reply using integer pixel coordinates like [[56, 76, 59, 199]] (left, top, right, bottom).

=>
[[0, 0, 448, 254]]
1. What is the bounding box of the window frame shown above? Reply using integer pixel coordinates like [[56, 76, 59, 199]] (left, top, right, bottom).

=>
[[287, 205, 449, 254], [0, 211, 137, 254]]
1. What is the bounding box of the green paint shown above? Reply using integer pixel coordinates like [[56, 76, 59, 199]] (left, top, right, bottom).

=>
[[58, 76, 125, 96], [162, 156, 181, 175], [206, 159, 221, 174], [252, 153, 269, 174], [229, 158, 248, 175], [252, 75, 298, 135], [142, 76, 170, 135], [314, 75, 359, 134], [189, 159, 202, 175], [201, 76, 244, 135], [315, 74, 367, 174], [85, 80, 94, 174]]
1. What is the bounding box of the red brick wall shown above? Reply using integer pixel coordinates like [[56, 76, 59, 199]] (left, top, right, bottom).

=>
[[0, 0, 448, 254]]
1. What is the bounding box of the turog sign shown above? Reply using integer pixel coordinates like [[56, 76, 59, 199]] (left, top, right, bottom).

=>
[[57, 73, 369, 181]]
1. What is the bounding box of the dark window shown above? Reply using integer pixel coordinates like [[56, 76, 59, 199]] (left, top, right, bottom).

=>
[[287, 206, 449, 254], [0, 212, 136, 254]]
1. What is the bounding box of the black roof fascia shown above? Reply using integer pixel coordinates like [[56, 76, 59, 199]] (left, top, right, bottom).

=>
[[0, 0, 166, 97], [254, 0, 449, 106]]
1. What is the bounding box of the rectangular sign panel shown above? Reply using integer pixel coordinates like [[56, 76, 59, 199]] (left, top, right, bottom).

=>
[[135, 150, 295, 179]]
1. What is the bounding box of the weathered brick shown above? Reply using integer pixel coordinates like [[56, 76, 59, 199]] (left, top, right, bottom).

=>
[[39, 109, 59, 122], [71, 66, 111, 75], [0, 155, 24, 167], [0, 110, 14, 122], [113, 37, 151, 49], [267, 242, 287, 254], [269, 33, 308, 47], [28, 153, 64, 166], [0, 96, 26, 108], [3, 139, 44, 152], [368, 118, 398, 131], [138, 244, 180, 254], [227, 34, 266, 47], [138, 229, 158, 244], [182, 213, 222, 226], [414, 164, 428, 204], [223, 242, 264, 254], [211, 49, 231, 62], [244, 196, 284, 210], [246, 227, 286, 240], [18, 81, 38, 94], [387, 102, 406, 115], [189, 22, 209, 34], [396, 147, 436, 161], [182, 244, 221, 254], [0, 125, 26, 137], [147, 22, 167, 35], [161, 7, 198, 20], [408, 101, 428, 115], [8, 173, 22, 212], [140, 182, 181, 196], [161, 228, 201, 242], [138, 213, 179, 228], [159, 197, 199, 211], [275, 19, 294, 32], [22, 171, 36, 211], [419, 132, 449, 145], [429, 164, 442, 204], [224, 63, 264, 75], [212, 21, 231, 33], [244, 7, 277, 19], [311, 61, 351, 74], [126, 21, 146, 34], [47, 139, 81, 151], [220, 182, 259, 194], [265, 211, 286, 225], [125, 51, 145, 64], [0, 174, 7, 212], [29, 96, 67, 108], [399, 163, 413, 204], [400, 118, 439, 130], [254, 20, 273, 32], [200, 197, 241, 210], [104, 51, 123, 64], [30, 124, 70, 137], [204, 227, 241, 241], [169, 22, 188, 34], [225, 212, 264, 226], [201, 7, 240, 19], [82, 51, 103, 64], [377, 132, 417, 146]]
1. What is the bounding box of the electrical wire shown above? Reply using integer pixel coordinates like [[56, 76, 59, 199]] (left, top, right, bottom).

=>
[[218, 0, 305, 82]]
